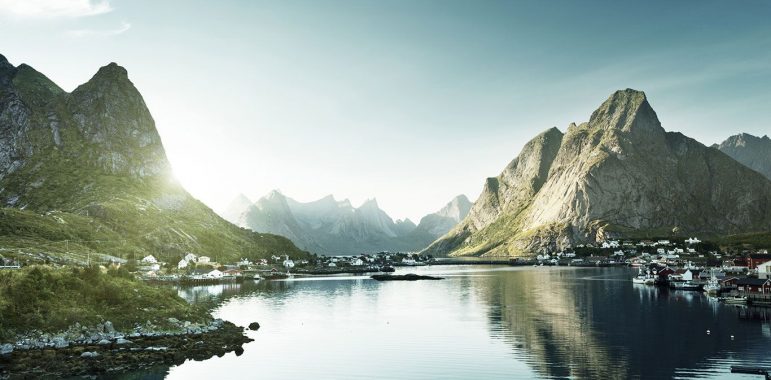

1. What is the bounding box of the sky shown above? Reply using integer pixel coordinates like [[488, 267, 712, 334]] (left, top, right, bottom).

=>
[[1, 0, 770, 222]]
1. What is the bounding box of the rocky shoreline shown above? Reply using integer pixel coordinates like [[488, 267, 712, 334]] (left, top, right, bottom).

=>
[[0, 319, 254, 379]]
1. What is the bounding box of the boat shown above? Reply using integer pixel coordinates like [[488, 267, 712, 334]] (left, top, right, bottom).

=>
[[670, 281, 701, 291], [703, 270, 720, 294], [632, 267, 655, 285], [719, 296, 748, 305], [253, 273, 262, 280]]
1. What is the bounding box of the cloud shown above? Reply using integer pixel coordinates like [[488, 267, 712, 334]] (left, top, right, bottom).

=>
[[0, 0, 112, 18], [67, 20, 130, 37]]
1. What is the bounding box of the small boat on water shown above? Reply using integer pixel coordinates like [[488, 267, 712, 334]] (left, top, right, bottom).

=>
[[670, 281, 701, 291], [253, 273, 262, 280], [719, 296, 748, 305]]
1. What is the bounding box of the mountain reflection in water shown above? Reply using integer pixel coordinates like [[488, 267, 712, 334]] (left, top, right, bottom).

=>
[[139, 266, 771, 379]]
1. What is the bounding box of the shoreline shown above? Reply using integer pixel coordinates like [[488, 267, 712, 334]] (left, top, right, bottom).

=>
[[0, 319, 252, 379]]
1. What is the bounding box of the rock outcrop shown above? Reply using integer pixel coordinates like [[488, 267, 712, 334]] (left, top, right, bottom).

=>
[[423, 89, 771, 257]]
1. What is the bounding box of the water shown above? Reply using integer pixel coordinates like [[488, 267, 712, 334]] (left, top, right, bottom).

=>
[[153, 266, 770, 379]]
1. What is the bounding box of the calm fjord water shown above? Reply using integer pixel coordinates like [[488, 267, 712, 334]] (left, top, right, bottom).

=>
[[159, 266, 770, 379]]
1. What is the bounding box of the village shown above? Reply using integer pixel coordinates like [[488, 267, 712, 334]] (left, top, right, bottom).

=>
[[131, 251, 431, 284]]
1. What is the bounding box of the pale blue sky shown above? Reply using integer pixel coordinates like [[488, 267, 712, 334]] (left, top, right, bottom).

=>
[[1, 0, 770, 221]]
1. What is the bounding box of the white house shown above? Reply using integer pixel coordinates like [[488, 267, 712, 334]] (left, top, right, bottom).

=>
[[602, 241, 620, 249], [350, 258, 364, 266], [283, 257, 295, 269], [177, 259, 188, 269], [613, 250, 625, 256], [402, 257, 417, 265], [657, 240, 671, 246], [141, 255, 158, 264], [656, 248, 666, 255], [184, 253, 198, 263], [758, 261, 771, 279], [685, 237, 701, 245], [238, 258, 252, 266], [683, 269, 694, 281], [328, 262, 337, 267], [198, 256, 211, 264]]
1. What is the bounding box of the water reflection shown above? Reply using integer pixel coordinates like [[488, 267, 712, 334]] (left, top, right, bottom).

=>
[[155, 267, 771, 379]]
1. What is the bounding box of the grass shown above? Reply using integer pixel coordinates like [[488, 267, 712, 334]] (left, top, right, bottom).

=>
[[0, 265, 209, 340]]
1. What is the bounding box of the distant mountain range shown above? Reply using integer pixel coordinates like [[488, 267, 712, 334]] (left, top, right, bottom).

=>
[[0, 54, 306, 264], [221, 192, 471, 255], [422, 89, 771, 257], [715, 133, 771, 180]]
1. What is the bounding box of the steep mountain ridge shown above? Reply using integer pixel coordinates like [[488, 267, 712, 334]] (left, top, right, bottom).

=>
[[232, 191, 471, 255], [0, 54, 306, 264], [424, 89, 771, 257], [715, 133, 771, 180]]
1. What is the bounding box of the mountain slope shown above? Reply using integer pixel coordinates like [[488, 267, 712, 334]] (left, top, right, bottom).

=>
[[715, 133, 771, 180], [424, 89, 771, 257], [0, 54, 306, 265]]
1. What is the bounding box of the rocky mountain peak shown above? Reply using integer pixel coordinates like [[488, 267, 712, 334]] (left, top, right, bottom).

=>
[[717, 132, 771, 180], [589, 89, 661, 134]]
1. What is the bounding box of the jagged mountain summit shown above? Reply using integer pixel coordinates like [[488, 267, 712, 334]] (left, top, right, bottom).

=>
[[423, 89, 771, 257], [228, 191, 470, 255], [414, 195, 472, 237], [220, 193, 253, 225], [0, 54, 306, 264], [715, 133, 771, 180]]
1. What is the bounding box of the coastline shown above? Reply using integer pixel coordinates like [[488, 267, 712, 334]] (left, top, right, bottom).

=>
[[0, 319, 252, 379]]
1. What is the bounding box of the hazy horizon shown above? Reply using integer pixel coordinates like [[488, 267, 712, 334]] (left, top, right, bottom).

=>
[[2, 0, 771, 221]]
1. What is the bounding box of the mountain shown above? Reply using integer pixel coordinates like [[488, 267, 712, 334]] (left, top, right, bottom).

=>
[[715, 133, 771, 180], [0, 54, 306, 265], [220, 193, 252, 224], [236, 191, 470, 255], [423, 89, 771, 257], [414, 195, 472, 237]]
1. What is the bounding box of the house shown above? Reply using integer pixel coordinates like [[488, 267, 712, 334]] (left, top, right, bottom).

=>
[[685, 237, 701, 245], [198, 256, 211, 264], [283, 257, 295, 269], [238, 258, 252, 266], [184, 253, 198, 263], [328, 262, 337, 267], [601, 241, 620, 249], [748, 254, 771, 269], [654, 267, 675, 282], [757, 261, 771, 280], [177, 259, 188, 269], [720, 277, 740, 291], [657, 240, 671, 246], [141, 255, 158, 264], [350, 258, 364, 266], [613, 250, 625, 257], [736, 278, 771, 294]]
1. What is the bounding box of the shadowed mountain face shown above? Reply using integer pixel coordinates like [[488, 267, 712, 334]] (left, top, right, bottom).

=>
[[0, 54, 306, 264], [716, 133, 771, 180], [424, 89, 771, 257], [228, 192, 471, 255]]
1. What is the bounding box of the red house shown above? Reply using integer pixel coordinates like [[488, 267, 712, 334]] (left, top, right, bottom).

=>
[[748, 254, 771, 269], [736, 278, 771, 294]]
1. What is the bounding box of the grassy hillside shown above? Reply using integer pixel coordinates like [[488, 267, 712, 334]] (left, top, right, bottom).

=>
[[0, 265, 209, 339]]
